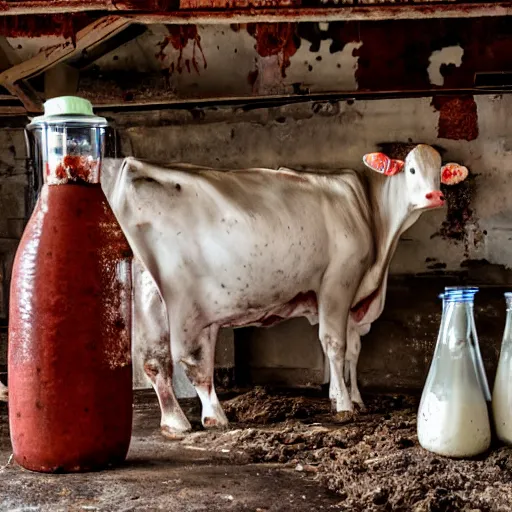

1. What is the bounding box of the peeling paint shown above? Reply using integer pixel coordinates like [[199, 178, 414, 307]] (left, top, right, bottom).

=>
[[427, 45, 464, 87], [433, 95, 479, 141], [247, 23, 300, 78]]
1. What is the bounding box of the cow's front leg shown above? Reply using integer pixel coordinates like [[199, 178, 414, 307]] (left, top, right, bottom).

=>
[[179, 324, 228, 429], [319, 288, 354, 420], [143, 355, 192, 438], [345, 324, 366, 411]]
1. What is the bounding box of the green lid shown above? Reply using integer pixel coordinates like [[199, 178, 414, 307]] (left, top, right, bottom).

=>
[[28, 95, 107, 127], [44, 96, 94, 116]]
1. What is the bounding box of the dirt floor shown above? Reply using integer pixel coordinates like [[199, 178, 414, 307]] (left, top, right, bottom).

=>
[[2, 388, 512, 511]]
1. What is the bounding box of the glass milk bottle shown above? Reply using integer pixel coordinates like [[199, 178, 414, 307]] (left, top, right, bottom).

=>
[[492, 292, 512, 444], [8, 96, 133, 473], [417, 286, 491, 458]]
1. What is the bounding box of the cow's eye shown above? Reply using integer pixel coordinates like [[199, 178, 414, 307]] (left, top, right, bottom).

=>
[[409, 167, 416, 174]]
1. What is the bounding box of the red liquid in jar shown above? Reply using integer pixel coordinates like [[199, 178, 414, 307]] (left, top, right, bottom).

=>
[[8, 174, 133, 472]]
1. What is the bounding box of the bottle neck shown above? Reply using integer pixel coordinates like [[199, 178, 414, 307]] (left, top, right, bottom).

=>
[[45, 155, 101, 185], [503, 307, 512, 347], [441, 301, 472, 351]]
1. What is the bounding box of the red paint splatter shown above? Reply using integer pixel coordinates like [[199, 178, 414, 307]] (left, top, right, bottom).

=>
[[433, 96, 479, 141], [156, 25, 207, 75], [247, 23, 300, 78], [0, 14, 92, 45]]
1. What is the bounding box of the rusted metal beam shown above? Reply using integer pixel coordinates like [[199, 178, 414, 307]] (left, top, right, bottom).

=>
[[116, 3, 512, 24], [0, 1, 512, 22], [0, 0, 117, 16]]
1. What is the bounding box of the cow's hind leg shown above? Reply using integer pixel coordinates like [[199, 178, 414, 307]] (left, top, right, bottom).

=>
[[143, 354, 192, 438], [179, 324, 228, 429]]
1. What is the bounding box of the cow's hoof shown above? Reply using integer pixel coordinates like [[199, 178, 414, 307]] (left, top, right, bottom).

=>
[[334, 410, 355, 424], [354, 402, 367, 413], [203, 417, 229, 429], [160, 425, 188, 440]]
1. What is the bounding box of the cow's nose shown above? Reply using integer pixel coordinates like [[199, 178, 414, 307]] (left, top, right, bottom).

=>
[[426, 191, 445, 205]]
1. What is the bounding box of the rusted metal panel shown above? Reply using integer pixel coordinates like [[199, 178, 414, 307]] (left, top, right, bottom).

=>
[[0, 14, 93, 40]]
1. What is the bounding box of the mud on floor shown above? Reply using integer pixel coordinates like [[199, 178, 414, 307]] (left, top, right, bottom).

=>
[[179, 388, 512, 512]]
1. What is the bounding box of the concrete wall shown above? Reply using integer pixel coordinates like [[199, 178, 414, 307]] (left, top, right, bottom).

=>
[[2, 92, 512, 392]]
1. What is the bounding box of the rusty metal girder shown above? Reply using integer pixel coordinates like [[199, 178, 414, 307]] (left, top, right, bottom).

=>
[[0, 1, 511, 23]]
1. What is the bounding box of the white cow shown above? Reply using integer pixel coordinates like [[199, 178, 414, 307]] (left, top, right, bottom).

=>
[[107, 144, 467, 435]]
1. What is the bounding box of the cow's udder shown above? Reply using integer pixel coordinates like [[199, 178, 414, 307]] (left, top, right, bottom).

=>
[[223, 290, 318, 328], [350, 289, 379, 323]]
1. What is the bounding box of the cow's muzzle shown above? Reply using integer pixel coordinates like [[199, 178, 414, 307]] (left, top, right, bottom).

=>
[[425, 190, 445, 208]]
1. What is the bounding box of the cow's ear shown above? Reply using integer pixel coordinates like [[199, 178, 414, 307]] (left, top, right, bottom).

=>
[[363, 153, 404, 176], [441, 163, 469, 185]]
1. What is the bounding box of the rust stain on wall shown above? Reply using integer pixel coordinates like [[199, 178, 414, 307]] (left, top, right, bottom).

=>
[[247, 23, 300, 78], [434, 174, 484, 257], [433, 96, 479, 141], [0, 14, 92, 43], [117, 0, 179, 8], [157, 25, 207, 74]]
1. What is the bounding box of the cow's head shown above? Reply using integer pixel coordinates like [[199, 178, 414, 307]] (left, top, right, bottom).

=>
[[362, 144, 468, 210]]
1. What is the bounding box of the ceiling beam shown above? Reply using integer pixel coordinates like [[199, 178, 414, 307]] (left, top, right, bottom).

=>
[[0, 16, 131, 112], [0, 17, 131, 85], [124, 4, 512, 24], [0, 1, 511, 22]]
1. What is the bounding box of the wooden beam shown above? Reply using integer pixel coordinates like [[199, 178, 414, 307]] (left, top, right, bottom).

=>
[[0, 36, 41, 112], [0, 1, 512, 21], [0, 16, 131, 112], [3, 81, 40, 112], [66, 23, 147, 70], [0, 17, 131, 86]]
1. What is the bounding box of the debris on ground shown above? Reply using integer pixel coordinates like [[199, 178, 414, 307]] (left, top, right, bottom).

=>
[[185, 389, 512, 511]]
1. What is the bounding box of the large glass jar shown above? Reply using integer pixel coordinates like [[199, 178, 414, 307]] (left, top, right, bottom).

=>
[[417, 286, 491, 458], [492, 292, 512, 445], [8, 96, 133, 473]]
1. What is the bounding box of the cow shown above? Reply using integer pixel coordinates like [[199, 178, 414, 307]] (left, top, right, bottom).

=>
[[105, 144, 467, 435]]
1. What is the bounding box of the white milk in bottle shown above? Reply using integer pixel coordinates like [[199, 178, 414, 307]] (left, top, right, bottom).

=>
[[493, 292, 512, 444], [417, 287, 491, 458]]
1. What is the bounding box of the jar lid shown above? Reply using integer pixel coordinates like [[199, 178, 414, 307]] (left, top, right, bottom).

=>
[[28, 96, 108, 128], [44, 96, 94, 116]]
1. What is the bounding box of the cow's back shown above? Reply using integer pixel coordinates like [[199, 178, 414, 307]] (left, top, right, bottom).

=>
[[113, 159, 374, 326]]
